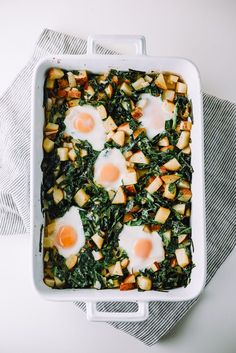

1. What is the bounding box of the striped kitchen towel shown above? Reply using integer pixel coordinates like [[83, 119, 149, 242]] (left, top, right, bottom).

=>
[[0, 29, 235, 346]]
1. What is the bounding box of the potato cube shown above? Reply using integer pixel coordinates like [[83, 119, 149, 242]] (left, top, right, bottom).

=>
[[44, 122, 59, 132], [123, 169, 138, 185], [43, 138, 54, 153], [145, 176, 163, 194], [161, 174, 180, 184], [43, 237, 54, 248], [176, 82, 187, 94], [45, 78, 55, 89], [103, 116, 117, 132], [163, 158, 181, 171], [65, 255, 78, 269], [155, 207, 171, 224], [180, 121, 192, 131], [53, 188, 64, 204], [175, 248, 190, 267], [178, 234, 188, 244], [68, 99, 80, 107], [173, 203, 186, 215], [120, 82, 132, 96], [117, 122, 133, 135], [48, 68, 64, 80], [123, 150, 133, 160], [155, 73, 167, 90], [57, 147, 69, 161], [121, 258, 130, 269], [91, 233, 104, 249], [113, 261, 123, 276], [137, 276, 152, 290], [176, 131, 190, 150], [133, 127, 146, 139], [84, 85, 95, 97], [96, 104, 107, 119], [67, 72, 77, 88], [80, 149, 88, 157], [74, 188, 90, 207], [163, 183, 176, 200], [105, 83, 113, 98], [158, 136, 169, 147], [182, 145, 191, 155], [44, 278, 55, 288], [68, 149, 77, 161], [108, 190, 115, 200], [177, 189, 192, 202], [119, 283, 135, 291], [150, 261, 160, 272], [130, 151, 150, 164], [112, 130, 125, 146], [132, 77, 149, 91], [74, 70, 88, 85], [112, 187, 127, 204], [162, 101, 175, 114], [177, 179, 190, 189], [162, 90, 175, 102], [92, 251, 103, 261]]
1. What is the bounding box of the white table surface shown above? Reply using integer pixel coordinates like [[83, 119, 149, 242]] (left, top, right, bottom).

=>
[[0, 1, 235, 352]]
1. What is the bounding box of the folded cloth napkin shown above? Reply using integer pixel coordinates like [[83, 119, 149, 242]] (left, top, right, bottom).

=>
[[0, 29, 235, 346]]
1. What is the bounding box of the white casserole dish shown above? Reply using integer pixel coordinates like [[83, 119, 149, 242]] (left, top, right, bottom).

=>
[[31, 35, 206, 322]]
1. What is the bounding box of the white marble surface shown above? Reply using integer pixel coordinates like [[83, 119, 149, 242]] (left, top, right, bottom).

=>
[[0, 0, 235, 352]]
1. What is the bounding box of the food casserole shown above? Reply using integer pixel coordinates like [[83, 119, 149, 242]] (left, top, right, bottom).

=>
[[31, 35, 206, 321]]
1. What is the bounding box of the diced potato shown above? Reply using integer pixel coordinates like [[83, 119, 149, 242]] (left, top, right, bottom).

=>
[[145, 176, 163, 194], [178, 189, 192, 202], [54, 277, 65, 288], [106, 131, 115, 142], [58, 78, 69, 88], [67, 88, 81, 99], [44, 278, 55, 288], [103, 116, 117, 132], [168, 74, 179, 83], [45, 78, 55, 89], [176, 82, 187, 94], [80, 149, 88, 157], [67, 72, 77, 88], [158, 136, 169, 147], [150, 261, 160, 272], [48, 68, 64, 80], [137, 276, 152, 291], [65, 254, 78, 269], [43, 138, 54, 153], [173, 203, 186, 215], [63, 142, 73, 148], [113, 261, 123, 276], [57, 147, 69, 161], [45, 222, 55, 236], [182, 145, 191, 155], [84, 85, 95, 97], [120, 82, 132, 96], [43, 237, 54, 248], [144, 75, 153, 83], [123, 150, 133, 160], [133, 127, 146, 139], [161, 174, 180, 184], [125, 184, 137, 195], [91, 233, 104, 249], [92, 250, 103, 261], [177, 179, 190, 189], [130, 151, 150, 165], [163, 158, 181, 171], [44, 251, 49, 262], [68, 99, 80, 107], [108, 190, 115, 200], [107, 264, 115, 276], [112, 130, 125, 147], [121, 258, 130, 269], [68, 149, 77, 161], [123, 169, 138, 185], [132, 77, 149, 91], [120, 283, 135, 290], [163, 183, 176, 200], [95, 105, 107, 120], [175, 248, 190, 267], [162, 101, 175, 114], [56, 175, 66, 185], [131, 106, 143, 120], [44, 122, 59, 132], [112, 187, 127, 204], [117, 122, 133, 136], [74, 70, 88, 85], [155, 73, 167, 90], [105, 83, 113, 98], [53, 188, 64, 204], [180, 121, 192, 131], [178, 234, 188, 244], [74, 189, 90, 207], [143, 224, 151, 233], [163, 230, 171, 242], [123, 213, 133, 223], [176, 131, 190, 150], [160, 145, 174, 152], [112, 75, 118, 85], [185, 208, 191, 217], [155, 207, 171, 224], [162, 90, 175, 102]]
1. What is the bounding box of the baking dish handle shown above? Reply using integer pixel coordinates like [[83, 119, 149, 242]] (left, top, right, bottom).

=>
[[86, 301, 149, 322], [87, 35, 146, 56]]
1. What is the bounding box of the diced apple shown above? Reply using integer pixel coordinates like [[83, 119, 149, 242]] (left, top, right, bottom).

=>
[[103, 116, 117, 132], [91, 233, 104, 249], [120, 82, 133, 96], [48, 68, 64, 80], [137, 276, 152, 291], [155, 73, 167, 90], [173, 203, 186, 215], [112, 187, 127, 204], [97, 104, 107, 119], [176, 131, 190, 150], [132, 77, 149, 91], [161, 174, 180, 184], [155, 207, 171, 224], [74, 188, 90, 207], [163, 158, 181, 171], [158, 136, 169, 147], [176, 82, 187, 94], [112, 130, 125, 146], [117, 122, 133, 136], [177, 189, 192, 202], [180, 121, 192, 131], [175, 248, 190, 267], [53, 188, 64, 204], [65, 254, 78, 269], [145, 176, 163, 194], [130, 151, 150, 164], [57, 147, 69, 161], [43, 138, 54, 153], [163, 183, 176, 200], [113, 261, 123, 276]]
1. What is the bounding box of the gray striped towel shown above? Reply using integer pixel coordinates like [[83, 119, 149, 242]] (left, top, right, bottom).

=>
[[0, 29, 235, 346]]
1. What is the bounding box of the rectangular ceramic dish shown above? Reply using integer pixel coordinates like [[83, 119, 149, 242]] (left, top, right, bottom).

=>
[[31, 35, 206, 322]]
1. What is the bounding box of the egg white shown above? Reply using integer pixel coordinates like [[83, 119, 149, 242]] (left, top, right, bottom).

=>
[[64, 105, 106, 151], [94, 148, 127, 191], [119, 225, 165, 272], [52, 206, 85, 258], [138, 93, 173, 139]]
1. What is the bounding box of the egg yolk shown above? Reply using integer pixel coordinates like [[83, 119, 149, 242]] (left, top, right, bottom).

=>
[[134, 239, 152, 259], [56, 226, 77, 248], [74, 112, 95, 133], [99, 163, 120, 183]]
